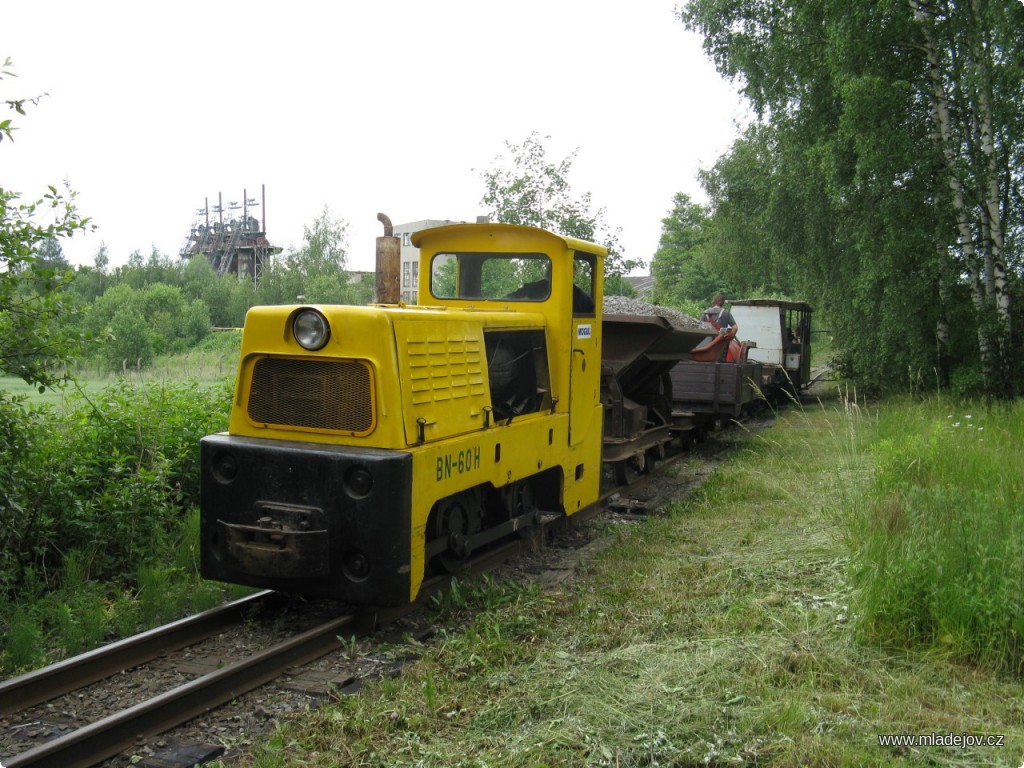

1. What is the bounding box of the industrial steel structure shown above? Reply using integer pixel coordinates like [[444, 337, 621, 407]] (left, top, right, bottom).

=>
[[179, 185, 281, 283]]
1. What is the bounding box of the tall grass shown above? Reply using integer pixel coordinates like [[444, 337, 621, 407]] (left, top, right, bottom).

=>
[[845, 396, 1024, 673]]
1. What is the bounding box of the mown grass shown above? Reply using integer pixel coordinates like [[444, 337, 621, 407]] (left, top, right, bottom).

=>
[[213, 389, 1024, 767]]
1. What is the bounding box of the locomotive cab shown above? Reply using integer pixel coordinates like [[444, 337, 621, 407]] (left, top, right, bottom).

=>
[[729, 299, 813, 394], [416, 224, 603, 445]]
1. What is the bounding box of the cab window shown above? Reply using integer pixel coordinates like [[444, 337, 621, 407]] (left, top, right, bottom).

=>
[[572, 252, 596, 315], [431, 252, 551, 301]]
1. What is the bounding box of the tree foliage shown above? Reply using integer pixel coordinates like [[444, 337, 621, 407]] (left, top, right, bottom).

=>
[[1, 59, 93, 390], [649, 192, 728, 306], [680, 0, 1024, 397], [259, 206, 371, 305], [479, 132, 643, 278], [55, 205, 367, 372]]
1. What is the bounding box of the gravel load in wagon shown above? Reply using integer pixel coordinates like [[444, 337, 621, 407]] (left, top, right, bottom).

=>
[[603, 296, 712, 330], [601, 297, 713, 394]]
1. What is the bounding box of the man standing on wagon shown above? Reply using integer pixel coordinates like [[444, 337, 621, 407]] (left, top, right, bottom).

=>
[[702, 293, 738, 334]]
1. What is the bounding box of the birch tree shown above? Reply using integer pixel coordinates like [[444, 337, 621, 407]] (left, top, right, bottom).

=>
[[479, 132, 642, 279], [909, 0, 1018, 395]]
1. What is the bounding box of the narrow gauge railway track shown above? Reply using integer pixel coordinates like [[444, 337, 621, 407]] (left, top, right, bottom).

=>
[[0, 439, 708, 768], [0, 591, 365, 768], [0, 591, 275, 717], [0, 541, 571, 768], [0, 540, 538, 768]]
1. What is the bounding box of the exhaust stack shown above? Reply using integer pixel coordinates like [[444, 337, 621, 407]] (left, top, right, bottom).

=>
[[375, 213, 401, 304]]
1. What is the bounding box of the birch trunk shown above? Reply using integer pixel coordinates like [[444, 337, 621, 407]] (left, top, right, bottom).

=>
[[910, 0, 1004, 390], [971, 3, 1013, 393]]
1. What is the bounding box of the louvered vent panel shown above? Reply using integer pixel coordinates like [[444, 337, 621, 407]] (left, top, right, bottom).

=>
[[405, 334, 485, 405]]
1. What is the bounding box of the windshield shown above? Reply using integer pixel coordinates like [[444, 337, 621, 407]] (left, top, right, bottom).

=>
[[430, 252, 551, 301]]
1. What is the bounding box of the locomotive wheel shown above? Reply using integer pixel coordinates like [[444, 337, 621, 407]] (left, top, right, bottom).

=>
[[431, 491, 483, 573], [613, 452, 648, 486], [502, 479, 538, 535]]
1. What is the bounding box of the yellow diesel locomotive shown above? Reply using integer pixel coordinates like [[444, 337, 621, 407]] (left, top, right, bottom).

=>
[[200, 223, 610, 605]]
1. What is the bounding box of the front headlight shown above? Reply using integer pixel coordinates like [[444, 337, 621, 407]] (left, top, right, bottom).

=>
[[292, 308, 330, 350]]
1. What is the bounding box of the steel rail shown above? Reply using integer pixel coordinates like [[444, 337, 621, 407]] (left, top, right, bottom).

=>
[[5, 611, 356, 768], [0, 590, 275, 717]]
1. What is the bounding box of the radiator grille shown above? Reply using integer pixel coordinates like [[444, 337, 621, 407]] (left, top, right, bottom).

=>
[[248, 357, 374, 434]]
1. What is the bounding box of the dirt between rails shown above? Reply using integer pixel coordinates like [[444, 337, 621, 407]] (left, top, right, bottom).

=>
[[4, 412, 778, 768]]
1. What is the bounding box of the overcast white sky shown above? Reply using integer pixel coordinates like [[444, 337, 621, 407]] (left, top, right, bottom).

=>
[[4, 1, 748, 274]]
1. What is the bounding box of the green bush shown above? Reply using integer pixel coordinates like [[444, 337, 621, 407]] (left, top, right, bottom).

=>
[[0, 379, 231, 593], [106, 306, 154, 370], [0, 378, 234, 672], [0, 397, 56, 595]]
